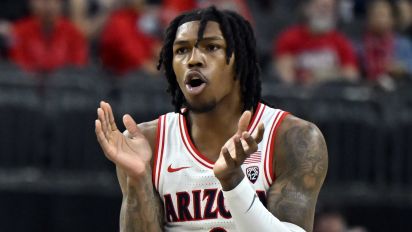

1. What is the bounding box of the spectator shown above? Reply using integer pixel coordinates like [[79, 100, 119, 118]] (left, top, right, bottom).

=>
[[99, 0, 161, 75], [160, 0, 196, 26], [396, 0, 412, 40], [68, 0, 118, 40], [314, 211, 347, 232], [8, 0, 88, 73], [273, 0, 359, 86], [160, 0, 253, 26], [314, 210, 368, 232], [361, 0, 412, 84]]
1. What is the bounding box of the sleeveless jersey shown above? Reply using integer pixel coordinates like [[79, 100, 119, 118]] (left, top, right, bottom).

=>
[[152, 103, 289, 232]]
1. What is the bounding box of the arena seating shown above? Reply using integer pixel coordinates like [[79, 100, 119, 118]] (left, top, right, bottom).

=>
[[0, 65, 411, 231]]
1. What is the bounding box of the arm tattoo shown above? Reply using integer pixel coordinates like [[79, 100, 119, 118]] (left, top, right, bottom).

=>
[[267, 122, 328, 232], [120, 166, 164, 232]]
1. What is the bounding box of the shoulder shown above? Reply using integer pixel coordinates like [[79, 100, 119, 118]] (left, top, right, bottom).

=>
[[277, 25, 305, 42], [138, 119, 159, 137], [275, 25, 307, 53], [124, 119, 159, 150], [274, 114, 328, 178], [331, 31, 354, 46], [278, 114, 323, 139], [12, 17, 36, 33], [280, 25, 305, 36]]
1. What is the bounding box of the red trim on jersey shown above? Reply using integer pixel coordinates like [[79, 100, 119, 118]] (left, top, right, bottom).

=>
[[268, 112, 289, 182], [155, 115, 167, 190], [177, 103, 265, 169], [247, 102, 262, 131], [264, 111, 281, 186], [249, 103, 266, 134], [152, 116, 163, 187], [179, 115, 214, 169]]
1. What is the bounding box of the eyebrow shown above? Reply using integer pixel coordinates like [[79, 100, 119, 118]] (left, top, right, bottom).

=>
[[173, 36, 225, 46]]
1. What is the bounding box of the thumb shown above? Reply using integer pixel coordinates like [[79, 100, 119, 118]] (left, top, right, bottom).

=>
[[123, 114, 142, 138], [236, 111, 252, 136]]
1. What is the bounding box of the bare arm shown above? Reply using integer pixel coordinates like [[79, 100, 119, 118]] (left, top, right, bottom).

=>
[[95, 102, 164, 231], [119, 166, 164, 232], [267, 116, 328, 232], [119, 121, 164, 232]]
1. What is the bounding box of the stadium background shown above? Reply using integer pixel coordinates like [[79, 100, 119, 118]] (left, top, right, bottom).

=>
[[0, 0, 411, 231]]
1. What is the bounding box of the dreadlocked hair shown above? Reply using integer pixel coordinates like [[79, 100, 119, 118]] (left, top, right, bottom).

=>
[[157, 6, 261, 113]]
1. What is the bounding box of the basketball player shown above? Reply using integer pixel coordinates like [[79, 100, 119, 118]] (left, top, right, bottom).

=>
[[95, 6, 328, 232]]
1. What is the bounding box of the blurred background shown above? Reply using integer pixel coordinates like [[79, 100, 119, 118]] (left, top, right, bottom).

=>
[[0, 0, 411, 231]]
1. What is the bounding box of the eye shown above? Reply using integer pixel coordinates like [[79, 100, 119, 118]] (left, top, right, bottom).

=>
[[175, 47, 189, 55], [206, 44, 221, 52]]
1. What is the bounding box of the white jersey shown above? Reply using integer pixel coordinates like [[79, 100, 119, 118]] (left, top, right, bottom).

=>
[[152, 103, 288, 232]]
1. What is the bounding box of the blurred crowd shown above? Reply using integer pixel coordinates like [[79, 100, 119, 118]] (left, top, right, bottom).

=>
[[0, 0, 411, 91], [1, 1, 410, 231], [314, 210, 368, 232]]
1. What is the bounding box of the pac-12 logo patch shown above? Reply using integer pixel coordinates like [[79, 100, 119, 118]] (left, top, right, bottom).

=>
[[246, 166, 259, 184]]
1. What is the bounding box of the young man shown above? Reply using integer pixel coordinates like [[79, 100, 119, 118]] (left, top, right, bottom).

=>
[[95, 6, 328, 232]]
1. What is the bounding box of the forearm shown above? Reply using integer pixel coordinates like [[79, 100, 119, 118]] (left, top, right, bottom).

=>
[[223, 177, 305, 232], [120, 166, 164, 232]]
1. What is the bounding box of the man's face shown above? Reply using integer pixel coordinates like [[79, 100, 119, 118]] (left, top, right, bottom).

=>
[[368, 1, 394, 34], [172, 21, 237, 113], [306, 0, 337, 33], [30, 0, 62, 23]]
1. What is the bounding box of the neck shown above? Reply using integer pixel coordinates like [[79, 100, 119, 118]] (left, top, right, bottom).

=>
[[39, 17, 56, 35], [186, 88, 246, 162]]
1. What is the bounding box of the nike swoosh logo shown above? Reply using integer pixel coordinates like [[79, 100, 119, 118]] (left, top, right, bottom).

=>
[[167, 164, 191, 173]]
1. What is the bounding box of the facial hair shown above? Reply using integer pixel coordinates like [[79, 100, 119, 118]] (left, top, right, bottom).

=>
[[186, 100, 217, 114]]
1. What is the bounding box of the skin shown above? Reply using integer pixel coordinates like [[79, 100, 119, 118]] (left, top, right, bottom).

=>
[[30, 0, 62, 29], [96, 20, 328, 232], [275, 0, 358, 84], [367, 1, 408, 77]]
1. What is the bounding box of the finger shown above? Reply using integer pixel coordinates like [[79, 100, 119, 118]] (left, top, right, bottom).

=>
[[123, 114, 143, 138], [242, 131, 258, 154], [105, 102, 118, 132], [95, 119, 113, 157], [97, 107, 109, 136], [222, 147, 235, 168], [252, 122, 265, 144], [236, 111, 252, 136], [234, 135, 247, 164], [99, 101, 110, 134], [102, 101, 112, 132]]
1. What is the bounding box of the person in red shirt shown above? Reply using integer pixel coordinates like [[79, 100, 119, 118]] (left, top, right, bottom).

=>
[[99, 0, 160, 75], [274, 0, 359, 86], [160, 0, 253, 27], [9, 0, 88, 73]]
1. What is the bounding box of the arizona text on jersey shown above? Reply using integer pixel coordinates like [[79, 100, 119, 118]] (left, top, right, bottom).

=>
[[152, 103, 289, 232]]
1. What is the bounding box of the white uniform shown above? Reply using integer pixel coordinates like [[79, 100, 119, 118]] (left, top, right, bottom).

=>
[[152, 103, 289, 232]]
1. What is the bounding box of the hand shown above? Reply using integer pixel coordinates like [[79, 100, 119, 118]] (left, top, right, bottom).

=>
[[213, 111, 265, 191], [95, 101, 152, 180]]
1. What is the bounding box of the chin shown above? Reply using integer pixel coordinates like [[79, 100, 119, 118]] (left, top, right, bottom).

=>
[[186, 100, 217, 114]]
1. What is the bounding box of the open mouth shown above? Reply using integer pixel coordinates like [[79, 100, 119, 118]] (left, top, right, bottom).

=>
[[185, 71, 207, 95], [188, 77, 205, 88]]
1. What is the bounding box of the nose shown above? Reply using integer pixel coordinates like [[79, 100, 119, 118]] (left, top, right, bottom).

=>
[[187, 47, 204, 68]]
